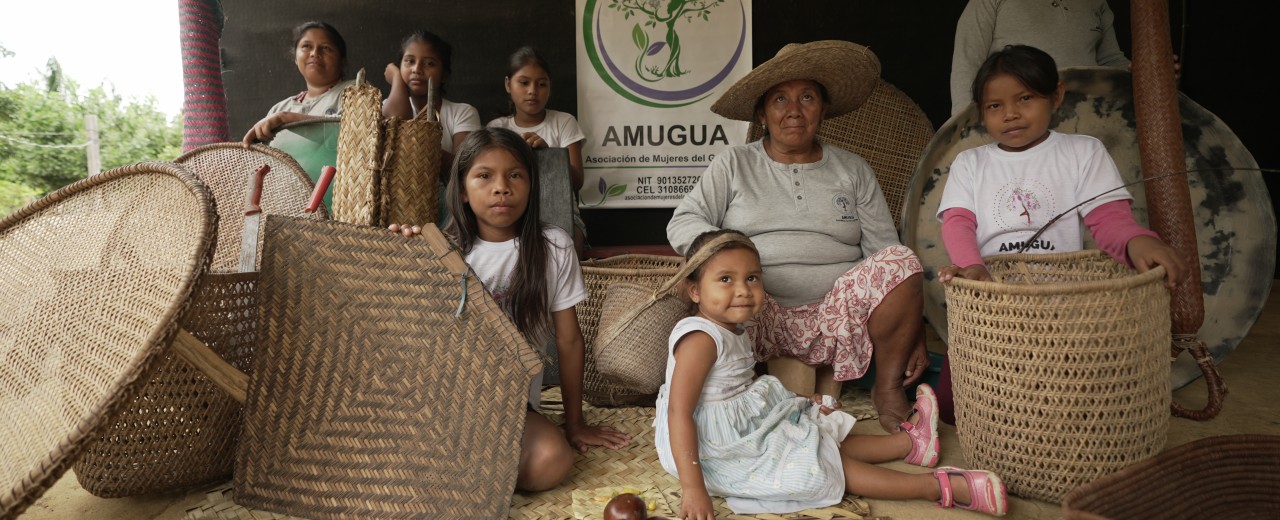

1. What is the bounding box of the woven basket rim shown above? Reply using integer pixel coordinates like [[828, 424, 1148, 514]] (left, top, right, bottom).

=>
[[582, 254, 682, 271], [945, 250, 1167, 295], [275, 116, 342, 131], [174, 142, 314, 185], [1061, 434, 1280, 515]]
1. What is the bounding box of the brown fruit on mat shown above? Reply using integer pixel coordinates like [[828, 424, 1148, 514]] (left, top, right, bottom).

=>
[[602, 492, 647, 520]]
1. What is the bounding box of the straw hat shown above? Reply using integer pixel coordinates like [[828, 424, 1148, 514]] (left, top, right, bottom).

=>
[[711, 40, 881, 122]]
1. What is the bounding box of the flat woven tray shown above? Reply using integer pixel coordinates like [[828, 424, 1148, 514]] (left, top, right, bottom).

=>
[[232, 216, 541, 519], [185, 386, 880, 520], [0, 162, 215, 518]]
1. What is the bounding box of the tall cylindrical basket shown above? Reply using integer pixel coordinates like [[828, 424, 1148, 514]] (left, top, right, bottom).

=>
[[944, 250, 1171, 502]]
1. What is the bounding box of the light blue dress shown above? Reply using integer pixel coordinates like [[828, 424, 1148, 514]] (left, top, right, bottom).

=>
[[653, 317, 857, 514]]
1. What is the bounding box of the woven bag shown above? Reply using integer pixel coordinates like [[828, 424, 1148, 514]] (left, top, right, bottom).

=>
[[1061, 434, 1280, 519], [0, 162, 215, 518], [594, 283, 689, 395], [333, 70, 442, 227], [944, 250, 1171, 503], [579, 254, 683, 406]]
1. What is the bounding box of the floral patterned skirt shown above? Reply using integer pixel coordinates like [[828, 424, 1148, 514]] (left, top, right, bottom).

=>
[[748, 245, 923, 381]]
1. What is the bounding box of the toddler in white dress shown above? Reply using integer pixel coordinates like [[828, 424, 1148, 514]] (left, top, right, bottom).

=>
[[655, 229, 1008, 517]]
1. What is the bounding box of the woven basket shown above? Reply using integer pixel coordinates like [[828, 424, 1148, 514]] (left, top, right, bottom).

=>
[[0, 162, 215, 518], [73, 144, 317, 498], [944, 250, 1172, 503], [579, 255, 683, 406], [1061, 434, 1280, 519], [333, 77, 384, 225], [233, 216, 541, 519], [748, 79, 934, 228], [333, 72, 443, 227], [172, 143, 321, 273], [381, 110, 443, 227], [594, 283, 689, 395]]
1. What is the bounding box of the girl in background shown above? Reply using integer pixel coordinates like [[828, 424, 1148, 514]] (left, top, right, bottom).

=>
[[935, 44, 1186, 423], [383, 30, 481, 162], [488, 46, 588, 258], [391, 127, 629, 490]]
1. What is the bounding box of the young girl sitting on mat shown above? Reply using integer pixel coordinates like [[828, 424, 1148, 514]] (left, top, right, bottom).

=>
[[391, 127, 629, 491], [935, 44, 1188, 424], [655, 229, 1007, 518], [487, 46, 589, 258]]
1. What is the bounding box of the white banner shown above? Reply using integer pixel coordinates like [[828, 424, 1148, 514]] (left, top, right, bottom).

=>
[[575, 0, 752, 208]]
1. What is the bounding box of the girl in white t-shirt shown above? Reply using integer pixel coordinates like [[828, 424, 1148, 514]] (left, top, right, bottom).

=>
[[488, 46, 588, 258], [391, 127, 629, 491], [934, 44, 1186, 424], [382, 30, 482, 159]]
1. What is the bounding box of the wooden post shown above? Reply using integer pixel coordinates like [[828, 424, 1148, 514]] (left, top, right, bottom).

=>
[[84, 114, 101, 176]]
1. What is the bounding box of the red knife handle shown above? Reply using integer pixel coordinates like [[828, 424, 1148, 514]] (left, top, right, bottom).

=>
[[246, 164, 270, 215], [306, 165, 337, 213]]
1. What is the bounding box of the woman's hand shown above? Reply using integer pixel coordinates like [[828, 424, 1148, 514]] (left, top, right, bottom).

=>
[[938, 263, 993, 283], [521, 132, 548, 149], [677, 487, 715, 520], [388, 223, 422, 237], [1127, 234, 1187, 289], [242, 112, 298, 145], [563, 421, 630, 452]]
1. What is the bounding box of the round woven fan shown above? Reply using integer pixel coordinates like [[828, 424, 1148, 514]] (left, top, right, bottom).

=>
[[0, 162, 216, 517]]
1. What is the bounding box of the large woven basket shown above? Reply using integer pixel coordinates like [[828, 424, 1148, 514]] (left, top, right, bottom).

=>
[[333, 73, 442, 227], [233, 216, 541, 519], [73, 144, 318, 498], [748, 79, 934, 228], [944, 250, 1172, 503], [0, 162, 215, 518], [579, 254, 683, 406], [593, 283, 688, 395], [1061, 434, 1280, 519]]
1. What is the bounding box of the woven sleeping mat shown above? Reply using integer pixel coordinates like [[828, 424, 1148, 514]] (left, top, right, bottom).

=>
[[232, 216, 542, 519], [74, 143, 320, 498], [0, 162, 216, 518], [186, 386, 880, 520]]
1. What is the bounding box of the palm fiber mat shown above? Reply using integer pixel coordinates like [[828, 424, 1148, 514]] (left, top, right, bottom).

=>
[[186, 386, 880, 520]]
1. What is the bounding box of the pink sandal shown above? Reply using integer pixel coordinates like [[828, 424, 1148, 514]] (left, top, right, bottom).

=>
[[934, 466, 1008, 517], [902, 383, 939, 467]]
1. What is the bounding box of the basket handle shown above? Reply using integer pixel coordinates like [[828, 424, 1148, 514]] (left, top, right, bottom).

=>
[[1169, 336, 1228, 420], [172, 327, 249, 403]]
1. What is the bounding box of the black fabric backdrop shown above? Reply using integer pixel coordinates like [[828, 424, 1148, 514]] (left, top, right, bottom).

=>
[[222, 1, 1277, 267]]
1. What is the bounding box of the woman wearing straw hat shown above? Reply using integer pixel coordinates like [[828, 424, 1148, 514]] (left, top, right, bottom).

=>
[[667, 40, 930, 434]]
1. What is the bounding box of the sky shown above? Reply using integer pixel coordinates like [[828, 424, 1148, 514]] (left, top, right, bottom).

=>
[[0, 0, 183, 116]]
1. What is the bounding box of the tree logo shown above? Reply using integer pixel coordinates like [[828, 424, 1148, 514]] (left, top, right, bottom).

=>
[[583, 0, 747, 108]]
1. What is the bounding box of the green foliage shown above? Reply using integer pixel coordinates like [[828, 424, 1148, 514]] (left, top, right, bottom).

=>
[[0, 56, 182, 216]]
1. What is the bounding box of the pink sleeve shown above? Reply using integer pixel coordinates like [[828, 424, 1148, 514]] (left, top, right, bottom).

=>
[[1084, 200, 1160, 267], [941, 208, 985, 268]]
